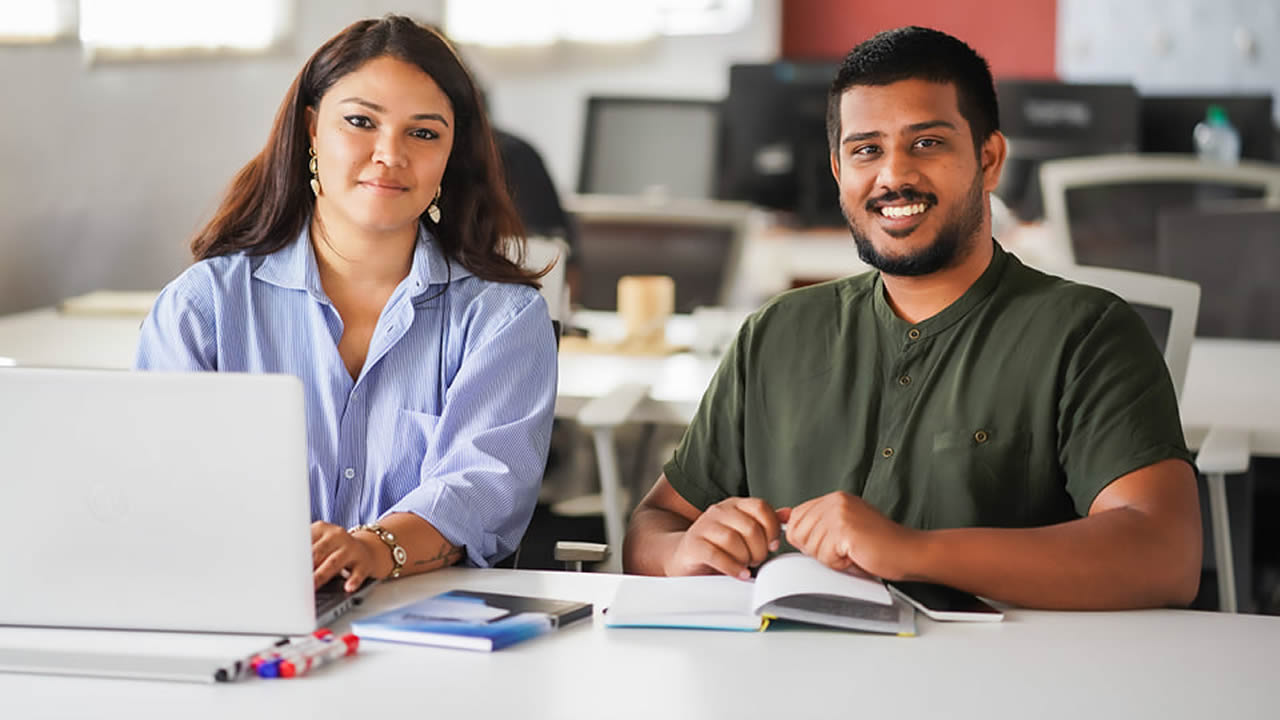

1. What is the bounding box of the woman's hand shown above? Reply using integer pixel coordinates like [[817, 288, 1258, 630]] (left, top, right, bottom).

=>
[[310, 522, 391, 592]]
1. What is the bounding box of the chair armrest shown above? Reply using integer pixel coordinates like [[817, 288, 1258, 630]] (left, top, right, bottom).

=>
[[554, 541, 611, 571], [576, 382, 650, 429], [1195, 426, 1250, 476]]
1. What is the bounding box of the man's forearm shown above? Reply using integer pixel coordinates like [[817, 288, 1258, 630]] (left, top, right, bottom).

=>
[[906, 507, 1201, 610], [622, 505, 691, 576]]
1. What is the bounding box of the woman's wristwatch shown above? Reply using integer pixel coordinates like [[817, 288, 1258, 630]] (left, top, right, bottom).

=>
[[349, 523, 407, 578]]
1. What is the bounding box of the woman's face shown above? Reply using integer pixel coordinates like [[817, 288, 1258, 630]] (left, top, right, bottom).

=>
[[308, 55, 455, 238]]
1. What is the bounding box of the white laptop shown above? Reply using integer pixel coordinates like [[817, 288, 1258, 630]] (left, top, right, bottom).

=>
[[0, 368, 373, 637]]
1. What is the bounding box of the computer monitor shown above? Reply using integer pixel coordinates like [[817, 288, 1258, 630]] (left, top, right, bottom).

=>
[[1140, 94, 1276, 161], [577, 96, 723, 199], [995, 80, 1140, 221], [719, 61, 843, 227]]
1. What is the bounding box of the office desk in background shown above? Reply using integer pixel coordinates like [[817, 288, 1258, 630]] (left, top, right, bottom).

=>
[[3, 567, 1278, 719]]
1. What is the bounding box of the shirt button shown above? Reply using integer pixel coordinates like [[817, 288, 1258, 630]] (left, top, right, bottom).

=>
[[907, 328, 921, 340], [898, 375, 911, 386], [974, 430, 989, 444], [881, 447, 894, 458], [343, 467, 356, 479]]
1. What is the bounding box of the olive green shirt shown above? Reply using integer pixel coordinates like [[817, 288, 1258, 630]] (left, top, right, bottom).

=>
[[664, 241, 1194, 530]]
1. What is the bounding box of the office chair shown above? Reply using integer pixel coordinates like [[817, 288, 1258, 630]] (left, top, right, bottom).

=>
[[524, 236, 571, 335], [1156, 201, 1280, 341], [494, 237, 570, 571], [1039, 154, 1280, 273], [1057, 264, 1245, 612]]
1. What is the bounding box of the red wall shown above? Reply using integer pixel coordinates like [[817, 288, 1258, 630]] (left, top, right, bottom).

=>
[[781, 0, 1058, 79]]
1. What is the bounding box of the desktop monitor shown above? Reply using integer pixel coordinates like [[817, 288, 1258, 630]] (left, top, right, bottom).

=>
[[1140, 94, 1276, 162], [718, 61, 843, 227], [995, 80, 1140, 221], [577, 96, 723, 199]]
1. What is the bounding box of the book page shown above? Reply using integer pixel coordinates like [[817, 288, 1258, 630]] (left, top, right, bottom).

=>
[[751, 554, 892, 612], [605, 576, 760, 630]]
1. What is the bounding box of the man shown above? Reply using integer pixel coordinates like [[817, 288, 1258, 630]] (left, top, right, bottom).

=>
[[622, 27, 1201, 610]]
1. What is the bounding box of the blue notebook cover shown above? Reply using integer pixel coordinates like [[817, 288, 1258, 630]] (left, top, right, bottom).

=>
[[351, 590, 593, 651]]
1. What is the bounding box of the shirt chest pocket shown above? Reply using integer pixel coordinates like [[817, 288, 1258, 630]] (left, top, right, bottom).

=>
[[928, 426, 1031, 529]]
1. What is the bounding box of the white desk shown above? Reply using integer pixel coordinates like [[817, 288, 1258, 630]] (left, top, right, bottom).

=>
[[1181, 338, 1280, 456], [3, 567, 1278, 719]]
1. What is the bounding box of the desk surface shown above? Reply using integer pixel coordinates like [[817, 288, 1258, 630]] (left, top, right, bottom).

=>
[[3, 568, 1278, 719]]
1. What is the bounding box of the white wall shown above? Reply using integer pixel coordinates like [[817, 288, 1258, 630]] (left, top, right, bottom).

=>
[[0, 0, 780, 314], [1058, 0, 1280, 121]]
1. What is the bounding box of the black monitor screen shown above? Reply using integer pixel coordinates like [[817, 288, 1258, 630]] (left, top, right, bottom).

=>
[[719, 61, 843, 227], [1140, 94, 1275, 162], [995, 80, 1140, 222], [577, 97, 722, 199]]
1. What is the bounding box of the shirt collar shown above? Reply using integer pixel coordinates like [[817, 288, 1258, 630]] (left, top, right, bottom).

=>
[[253, 222, 472, 300], [872, 238, 1010, 340]]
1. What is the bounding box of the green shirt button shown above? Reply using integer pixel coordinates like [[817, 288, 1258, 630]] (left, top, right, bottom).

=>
[[974, 430, 989, 443], [907, 328, 921, 340], [898, 375, 911, 386], [882, 447, 894, 458]]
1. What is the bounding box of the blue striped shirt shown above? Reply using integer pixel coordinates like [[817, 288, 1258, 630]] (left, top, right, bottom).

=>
[[134, 224, 557, 567]]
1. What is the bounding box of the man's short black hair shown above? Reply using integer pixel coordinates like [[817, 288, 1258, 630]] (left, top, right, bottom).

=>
[[826, 26, 999, 156]]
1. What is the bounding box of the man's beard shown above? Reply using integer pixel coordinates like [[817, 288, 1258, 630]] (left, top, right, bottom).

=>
[[843, 174, 985, 277]]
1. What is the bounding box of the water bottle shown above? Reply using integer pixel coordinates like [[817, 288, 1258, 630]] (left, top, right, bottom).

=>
[[1192, 104, 1241, 166]]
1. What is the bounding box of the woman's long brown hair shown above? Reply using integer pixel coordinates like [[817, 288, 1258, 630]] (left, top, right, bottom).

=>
[[191, 15, 540, 287]]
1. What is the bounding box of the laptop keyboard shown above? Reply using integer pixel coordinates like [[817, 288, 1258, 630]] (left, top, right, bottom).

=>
[[314, 576, 374, 615]]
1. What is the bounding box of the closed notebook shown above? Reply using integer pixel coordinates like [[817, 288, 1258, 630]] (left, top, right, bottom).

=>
[[351, 590, 593, 652], [605, 553, 915, 636]]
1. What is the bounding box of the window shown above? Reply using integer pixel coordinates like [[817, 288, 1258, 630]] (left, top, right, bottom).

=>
[[444, 0, 752, 48], [0, 1, 77, 43], [81, 0, 292, 59], [0, 0, 292, 59]]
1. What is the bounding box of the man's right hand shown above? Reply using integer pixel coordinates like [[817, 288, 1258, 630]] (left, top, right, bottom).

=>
[[664, 497, 784, 579]]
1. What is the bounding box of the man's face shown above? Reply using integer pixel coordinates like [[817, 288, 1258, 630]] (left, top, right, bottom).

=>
[[830, 78, 1001, 277]]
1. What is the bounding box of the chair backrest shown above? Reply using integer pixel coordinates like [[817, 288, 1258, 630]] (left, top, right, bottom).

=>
[[1156, 202, 1280, 341], [565, 194, 753, 313], [1055, 264, 1200, 400], [1039, 154, 1280, 271], [523, 236, 570, 330]]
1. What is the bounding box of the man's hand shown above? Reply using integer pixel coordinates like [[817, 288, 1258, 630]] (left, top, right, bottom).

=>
[[665, 497, 784, 579], [782, 491, 922, 580], [311, 521, 391, 592]]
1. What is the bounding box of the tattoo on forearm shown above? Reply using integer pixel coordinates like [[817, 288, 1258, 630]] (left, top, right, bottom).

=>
[[414, 542, 464, 568]]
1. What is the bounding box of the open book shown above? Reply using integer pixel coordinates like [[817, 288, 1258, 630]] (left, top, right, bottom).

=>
[[605, 553, 915, 636]]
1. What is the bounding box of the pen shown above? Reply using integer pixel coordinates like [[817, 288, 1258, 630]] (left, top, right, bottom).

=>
[[215, 636, 289, 682], [256, 630, 359, 679], [276, 634, 359, 678]]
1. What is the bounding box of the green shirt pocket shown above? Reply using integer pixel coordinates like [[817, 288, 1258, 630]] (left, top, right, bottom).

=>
[[928, 427, 1031, 529]]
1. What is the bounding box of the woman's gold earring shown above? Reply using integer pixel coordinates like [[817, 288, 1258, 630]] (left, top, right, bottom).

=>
[[308, 146, 321, 197], [427, 186, 442, 223]]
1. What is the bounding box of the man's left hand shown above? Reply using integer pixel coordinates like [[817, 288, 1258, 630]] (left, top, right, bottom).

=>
[[781, 491, 922, 581]]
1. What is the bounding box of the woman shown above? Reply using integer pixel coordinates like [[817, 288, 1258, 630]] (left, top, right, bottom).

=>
[[135, 16, 557, 591]]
